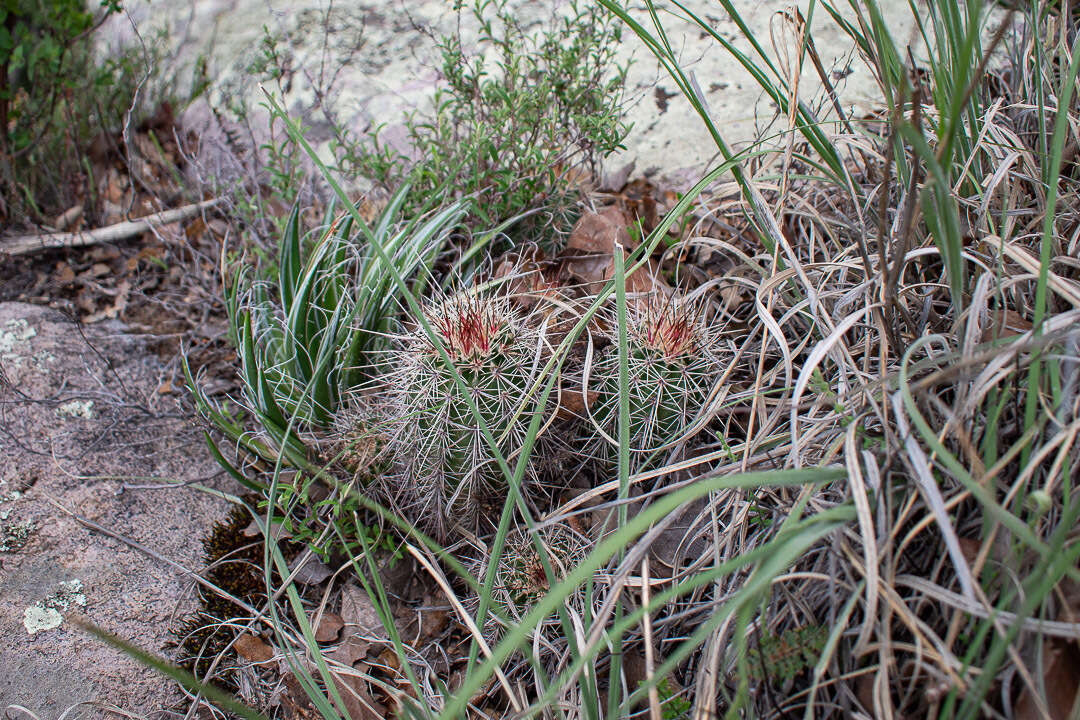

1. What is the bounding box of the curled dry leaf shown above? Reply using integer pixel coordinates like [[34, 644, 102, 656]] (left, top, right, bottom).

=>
[[339, 584, 385, 638], [562, 206, 667, 298], [289, 552, 333, 585], [557, 384, 598, 421], [83, 280, 130, 324], [1014, 639, 1080, 720], [234, 632, 274, 664], [313, 612, 345, 643]]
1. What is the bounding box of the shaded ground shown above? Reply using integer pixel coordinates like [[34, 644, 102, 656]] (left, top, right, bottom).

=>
[[0, 302, 236, 718]]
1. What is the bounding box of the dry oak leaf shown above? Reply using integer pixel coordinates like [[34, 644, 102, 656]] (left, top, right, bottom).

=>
[[313, 612, 345, 643], [1014, 639, 1080, 720], [563, 206, 666, 297], [234, 633, 275, 664]]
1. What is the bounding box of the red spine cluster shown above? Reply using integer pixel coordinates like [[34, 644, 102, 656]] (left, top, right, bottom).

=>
[[640, 295, 702, 359], [432, 295, 504, 363]]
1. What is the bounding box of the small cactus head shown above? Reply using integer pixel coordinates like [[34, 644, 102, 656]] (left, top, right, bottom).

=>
[[632, 292, 705, 359], [428, 291, 514, 366], [585, 292, 725, 467], [493, 523, 589, 618], [379, 287, 548, 537]]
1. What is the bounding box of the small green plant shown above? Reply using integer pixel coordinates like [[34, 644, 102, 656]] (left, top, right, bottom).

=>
[[747, 624, 828, 683], [379, 286, 549, 536], [186, 187, 469, 480], [0, 518, 34, 552], [586, 292, 726, 468], [648, 677, 692, 720], [355, 0, 629, 246]]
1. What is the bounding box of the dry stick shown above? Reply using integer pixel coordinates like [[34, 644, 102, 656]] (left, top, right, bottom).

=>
[[40, 492, 315, 656], [640, 556, 663, 720], [2, 199, 220, 256]]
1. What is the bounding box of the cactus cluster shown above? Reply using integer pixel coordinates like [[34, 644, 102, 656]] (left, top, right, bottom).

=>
[[585, 292, 724, 468], [381, 289, 547, 535]]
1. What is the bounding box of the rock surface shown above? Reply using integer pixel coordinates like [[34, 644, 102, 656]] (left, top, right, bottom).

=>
[[106, 0, 928, 178], [0, 303, 234, 718]]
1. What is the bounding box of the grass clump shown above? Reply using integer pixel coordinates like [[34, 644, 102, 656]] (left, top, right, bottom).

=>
[[165, 0, 1080, 717]]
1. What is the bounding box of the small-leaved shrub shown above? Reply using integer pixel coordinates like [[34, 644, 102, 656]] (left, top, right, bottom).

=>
[[356, 0, 630, 246]]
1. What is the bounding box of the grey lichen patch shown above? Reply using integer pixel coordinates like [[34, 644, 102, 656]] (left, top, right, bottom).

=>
[[23, 605, 63, 635], [0, 317, 37, 367], [56, 400, 95, 419], [0, 519, 35, 551], [0, 316, 55, 373], [0, 475, 26, 523], [23, 579, 88, 635]]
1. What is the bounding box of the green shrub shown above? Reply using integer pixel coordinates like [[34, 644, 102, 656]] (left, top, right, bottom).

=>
[[0, 0, 130, 224], [354, 0, 630, 247]]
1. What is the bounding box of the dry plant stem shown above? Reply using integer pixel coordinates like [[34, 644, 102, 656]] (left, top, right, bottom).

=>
[[3, 199, 221, 255], [641, 557, 662, 720], [408, 544, 525, 713]]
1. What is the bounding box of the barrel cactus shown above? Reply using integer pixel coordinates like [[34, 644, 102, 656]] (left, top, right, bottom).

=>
[[585, 292, 724, 468], [493, 523, 589, 618], [381, 288, 548, 535]]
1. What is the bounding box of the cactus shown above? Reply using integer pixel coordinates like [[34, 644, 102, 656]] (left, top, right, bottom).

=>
[[494, 523, 589, 615], [381, 288, 547, 535], [586, 292, 724, 468]]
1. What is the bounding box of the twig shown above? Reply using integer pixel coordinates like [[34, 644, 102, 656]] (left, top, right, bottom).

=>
[[41, 492, 261, 618], [1, 199, 220, 256]]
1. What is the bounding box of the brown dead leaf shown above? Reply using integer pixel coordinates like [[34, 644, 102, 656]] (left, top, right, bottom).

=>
[[314, 612, 345, 643], [234, 633, 275, 663], [185, 216, 207, 242], [618, 178, 658, 233], [289, 552, 333, 585], [84, 280, 130, 324], [647, 495, 710, 569], [282, 672, 321, 720], [855, 674, 875, 714], [394, 592, 449, 645], [55, 263, 75, 286], [242, 518, 293, 541], [557, 384, 597, 421], [563, 207, 667, 297], [957, 536, 981, 566], [331, 671, 385, 720], [982, 307, 1032, 343], [340, 583, 387, 643], [330, 635, 369, 667], [327, 623, 386, 719], [1014, 640, 1080, 720], [567, 206, 635, 255]]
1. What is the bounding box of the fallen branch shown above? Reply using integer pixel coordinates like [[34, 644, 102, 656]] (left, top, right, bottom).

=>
[[1, 199, 221, 256]]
